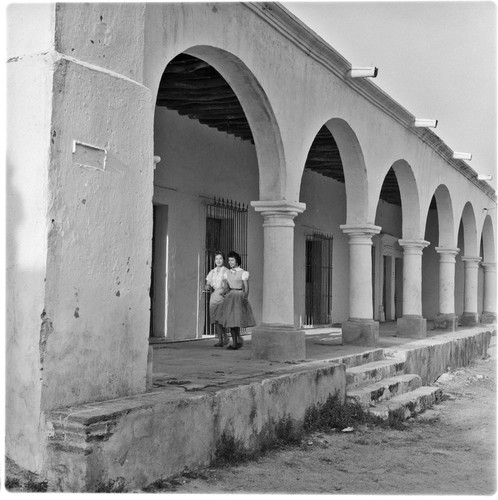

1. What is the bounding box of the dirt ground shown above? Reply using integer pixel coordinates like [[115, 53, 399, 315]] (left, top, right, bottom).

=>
[[5, 335, 496, 495], [152, 335, 497, 495]]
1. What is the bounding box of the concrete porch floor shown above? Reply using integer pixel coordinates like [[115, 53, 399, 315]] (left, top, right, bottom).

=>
[[150, 321, 485, 392]]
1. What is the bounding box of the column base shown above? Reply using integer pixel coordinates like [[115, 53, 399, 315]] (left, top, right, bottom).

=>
[[480, 311, 497, 324], [251, 326, 306, 362], [148, 337, 168, 345], [342, 319, 379, 347], [433, 314, 458, 331], [460, 312, 479, 326], [396, 316, 427, 338]]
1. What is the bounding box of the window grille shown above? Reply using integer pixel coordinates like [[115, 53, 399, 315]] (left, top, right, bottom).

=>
[[204, 197, 248, 335], [304, 232, 333, 327]]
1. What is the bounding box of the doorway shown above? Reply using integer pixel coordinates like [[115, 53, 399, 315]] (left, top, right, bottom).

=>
[[203, 197, 248, 334], [304, 232, 333, 327]]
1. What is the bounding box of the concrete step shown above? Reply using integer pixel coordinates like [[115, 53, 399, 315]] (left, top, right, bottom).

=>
[[346, 358, 406, 388], [333, 348, 385, 368], [347, 373, 422, 406], [366, 386, 444, 421]]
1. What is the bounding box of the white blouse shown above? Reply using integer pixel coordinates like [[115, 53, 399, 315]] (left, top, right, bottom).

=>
[[206, 266, 229, 290], [229, 267, 250, 280]]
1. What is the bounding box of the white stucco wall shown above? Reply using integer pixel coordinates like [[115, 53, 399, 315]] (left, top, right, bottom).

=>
[[6, 4, 56, 473], [7, 52, 53, 475]]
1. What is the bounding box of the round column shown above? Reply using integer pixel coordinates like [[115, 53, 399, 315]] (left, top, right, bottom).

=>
[[434, 247, 459, 330], [250, 200, 306, 361], [460, 256, 481, 326], [340, 224, 381, 346], [481, 262, 497, 323], [396, 239, 428, 338]]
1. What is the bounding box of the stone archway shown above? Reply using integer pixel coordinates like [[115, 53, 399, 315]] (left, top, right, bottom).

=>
[[150, 46, 283, 342], [151, 45, 286, 201]]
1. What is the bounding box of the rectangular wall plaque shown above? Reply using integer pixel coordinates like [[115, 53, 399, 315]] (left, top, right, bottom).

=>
[[72, 140, 107, 171]]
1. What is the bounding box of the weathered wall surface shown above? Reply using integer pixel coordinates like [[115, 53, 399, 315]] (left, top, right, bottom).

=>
[[40, 56, 154, 409], [45, 363, 346, 491], [396, 329, 492, 385], [7, 3, 155, 474], [6, 4, 55, 473]]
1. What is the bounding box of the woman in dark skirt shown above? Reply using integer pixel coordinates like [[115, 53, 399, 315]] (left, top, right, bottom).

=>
[[220, 251, 256, 350]]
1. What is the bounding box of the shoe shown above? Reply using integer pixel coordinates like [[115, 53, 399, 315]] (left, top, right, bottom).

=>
[[236, 337, 244, 348], [213, 342, 223, 347], [226, 344, 239, 350]]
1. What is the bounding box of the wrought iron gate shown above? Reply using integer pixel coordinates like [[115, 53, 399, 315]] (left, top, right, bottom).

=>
[[304, 232, 333, 327], [204, 197, 248, 335]]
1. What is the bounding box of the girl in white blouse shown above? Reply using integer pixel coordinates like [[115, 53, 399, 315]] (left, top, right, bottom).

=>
[[205, 251, 229, 346]]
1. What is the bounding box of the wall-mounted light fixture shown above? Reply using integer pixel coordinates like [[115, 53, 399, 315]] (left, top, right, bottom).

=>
[[477, 174, 493, 181], [452, 152, 472, 161], [348, 66, 378, 78], [413, 119, 438, 128]]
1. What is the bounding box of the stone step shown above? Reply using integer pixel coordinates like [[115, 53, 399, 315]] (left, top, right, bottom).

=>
[[333, 348, 385, 369], [346, 358, 406, 388], [347, 373, 422, 406], [366, 386, 444, 421]]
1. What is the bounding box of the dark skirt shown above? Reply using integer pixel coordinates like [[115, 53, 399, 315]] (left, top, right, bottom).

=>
[[220, 289, 256, 328]]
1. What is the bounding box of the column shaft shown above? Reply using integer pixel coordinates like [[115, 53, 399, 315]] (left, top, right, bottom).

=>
[[434, 247, 459, 330], [396, 239, 428, 338], [460, 256, 481, 325], [250, 200, 306, 361], [340, 224, 381, 346], [481, 262, 497, 323]]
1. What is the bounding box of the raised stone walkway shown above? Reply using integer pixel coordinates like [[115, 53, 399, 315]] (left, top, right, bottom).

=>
[[46, 323, 494, 492]]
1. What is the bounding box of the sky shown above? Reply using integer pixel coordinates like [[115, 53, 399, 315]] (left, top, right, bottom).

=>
[[282, 1, 497, 189]]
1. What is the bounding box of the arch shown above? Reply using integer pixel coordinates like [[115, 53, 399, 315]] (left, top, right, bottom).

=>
[[458, 202, 478, 256], [322, 118, 369, 224], [153, 45, 286, 201], [373, 160, 421, 239], [424, 184, 455, 248], [481, 214, 496, 262]]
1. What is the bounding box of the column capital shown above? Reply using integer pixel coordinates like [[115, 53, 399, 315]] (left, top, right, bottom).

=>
[[482, 262, 497, 271], [340, 224, 381, 236], [398, 239, 429, 254], [461, 255, 482, 264], [435, 247, 459, 263], [435, 246, 459, 255], [251, 200, 306, 227]]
